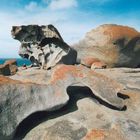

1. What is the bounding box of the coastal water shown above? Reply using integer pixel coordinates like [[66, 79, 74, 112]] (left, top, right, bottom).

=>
[[0, 58, 31, 66]]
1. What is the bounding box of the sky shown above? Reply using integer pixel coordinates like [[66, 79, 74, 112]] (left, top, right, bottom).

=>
[[0, 0, 140, 58]]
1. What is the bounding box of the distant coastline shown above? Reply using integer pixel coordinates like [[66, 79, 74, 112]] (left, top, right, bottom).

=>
[[0, 58, 31, 66]]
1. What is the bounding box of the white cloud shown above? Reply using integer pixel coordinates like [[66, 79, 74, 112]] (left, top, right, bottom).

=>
[[25, 1, 38, 11], [49, 0, 78, 10]]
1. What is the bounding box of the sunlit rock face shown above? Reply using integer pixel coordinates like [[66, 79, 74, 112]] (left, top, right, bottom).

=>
[[11, 25, 77, 69], [74, 24, 140, 68]]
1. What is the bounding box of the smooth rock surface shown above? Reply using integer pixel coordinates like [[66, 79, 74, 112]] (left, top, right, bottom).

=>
[[0, 65, 128, 139], [22, 68, 140, 140], [74, 24, 140, 68]]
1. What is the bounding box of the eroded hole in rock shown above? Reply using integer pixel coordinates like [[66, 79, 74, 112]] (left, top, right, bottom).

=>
[[13, 86, 126, 139]]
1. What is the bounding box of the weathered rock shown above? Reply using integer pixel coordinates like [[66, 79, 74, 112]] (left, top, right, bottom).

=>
[[1, 23, 139, 140], [80, 57, 100, 67], [0, 75, 69, 139], [11, 25, 64, 43], [11, 25, 77, 69], [74, 24, 140, 68], [22, 68, 140, 140], [91, 61, 107, 69], [83, 127, 126, 140], [0, 59, 17, 76], [0, 65, 128, 139], [36, 120, 87, 140]]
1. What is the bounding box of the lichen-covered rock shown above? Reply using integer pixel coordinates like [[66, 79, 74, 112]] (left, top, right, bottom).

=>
[[74, 24, 140, 68], [22, 68, 140, 140], [0, 59, 17, 76], [80, 57, 100, 67], [0, 64, 128, 139], [83, 127, 125, 140], [1, 24, 139, 140], [91, 61, 107, 69], [11, 25, 77, 69]]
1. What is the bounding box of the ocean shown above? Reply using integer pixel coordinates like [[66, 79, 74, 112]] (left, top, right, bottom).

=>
[[0, 58, 31, 66]]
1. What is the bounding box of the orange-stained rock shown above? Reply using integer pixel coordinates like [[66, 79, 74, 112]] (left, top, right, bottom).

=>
[[81, 57, 100, 67], [4, 66, 139, 140], [4, 59, 17, 65], [50, 64, 127, 110], [74, 24, 140, 68], [0, 59, 18, 76], [7, 66, 138, 140], [84, 128, 125, 140], [51, 64, 84, 82], [91, 61, 107, 69], [84, 129, 105, 140], [0, 75, 20, 84]]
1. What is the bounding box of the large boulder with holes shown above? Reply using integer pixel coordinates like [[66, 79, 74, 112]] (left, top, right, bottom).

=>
[[11, 25, 77, 69], [0, 59, 17, 76], [74, 24, 140, 68]]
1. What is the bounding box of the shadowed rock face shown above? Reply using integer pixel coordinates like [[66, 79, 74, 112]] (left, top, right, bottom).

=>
[[11, 25, 63, 43], [11, 25, 77, 69], [74, 24, 140, 68]]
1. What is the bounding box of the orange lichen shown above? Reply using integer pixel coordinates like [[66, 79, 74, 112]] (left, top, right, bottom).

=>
[[84, 127, 125, 140], [0, 75, 20, 84], [84, 129, 105, 140], [51, 65, 84, 83], [100, 25, 140, 41], [0, 76, 36, 85]]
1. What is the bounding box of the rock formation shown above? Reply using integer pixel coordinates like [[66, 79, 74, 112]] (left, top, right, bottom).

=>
[[11, 25, 77, 69], [0, 65, 139, 140], [74, 24, 140, 68], [0, 59, 18, 76], [12, 24, 140, 69], [0, 64, 129, 139], [0, 24, 139, 140]]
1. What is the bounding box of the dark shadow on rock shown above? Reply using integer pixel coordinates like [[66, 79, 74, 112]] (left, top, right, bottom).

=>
[[67, 86, 127, 111], [39, 37, 70, 52], [117, 92, 130, 99], [136, 64, 140, 68], [13, 86, 127, 140]]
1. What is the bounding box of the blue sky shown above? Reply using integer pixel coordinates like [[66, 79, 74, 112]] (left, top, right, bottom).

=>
[[0, 0, 140, 58]]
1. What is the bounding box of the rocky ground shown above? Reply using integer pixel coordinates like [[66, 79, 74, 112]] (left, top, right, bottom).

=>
[[7, 66, 140, 140]]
